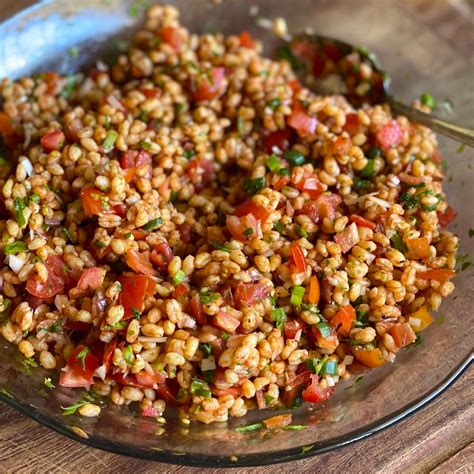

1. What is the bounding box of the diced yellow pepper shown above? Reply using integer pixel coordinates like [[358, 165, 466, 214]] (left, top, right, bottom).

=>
[[408, 306, 433, 333]]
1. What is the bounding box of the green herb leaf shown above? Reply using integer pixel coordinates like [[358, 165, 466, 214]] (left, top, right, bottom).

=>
[[243, 227, 254, 237], [420, 92, 437, 109], [61, 392, 95, 416], [273, 222, 285, 233], [278, 167, 290, 176], [235, 422, 263, 433], [76, 347, 89, 369], [456, 253, 472, 273], [43, 377, 55, 389], [267, 98, 281, 110], [210, 241, 232, 253], [243, 177, 266, 195], [46, 321, 62, 333], [400, 192, 419, 210], [142, 217, 163, 231], [4, 241, 28, 255], [284, 150, 305, 166], [183, 149, 196, 159], [295, 225, 308, 238], [390, 233, 407, 253], [132, 307, 141, 319], [271, 307, 287, 331], [190, 378, 212, 398], [200, 343, 212, 358]]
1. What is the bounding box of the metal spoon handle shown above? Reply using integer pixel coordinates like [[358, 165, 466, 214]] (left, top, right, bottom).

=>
[[388, 97, 474, 147]]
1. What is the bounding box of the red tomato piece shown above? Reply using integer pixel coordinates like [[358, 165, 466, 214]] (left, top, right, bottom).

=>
[[142, 406, 160, 417], [80, 188, 114, 217], [349, 214, 376, 230], [273, 175, 290, 191], [189, 294, 207, 325], [302, 374, 335, 403], [437, 206, 457, 228], [284, 319, 306, 339], [399, 172, 424, 186], [40, 130, 65, 152], [125, 249, 157, 276], [173, 283, 188, 299], [331, 136, 351, 155], [59, 344, 99, 388], [193, 67, 225, 101], [142, 88, 161, 99], [239, 31, 255, 48], [76, 267, 105, 291], [103, 339, 117, 370], [289, 243, 307, 273], [294, 174, 324, 198], [211, 385, 242, 398], [288, 102, 317, 136], [119, 275, 151, 319], [234, 200, 270, 222], [344, 113, 360, 135], [377, 120, 403, 149], [298, 193, 342, 223], [226, 214, 261, 241], [135, 370, 166, 387], [150, 241, 174, 271], [286, 370, 312, 391], [120, 150, 152, 169], [334, 222, 360, 253], [263, 128, 292, 153], [214, 311, 241, 334], [329, 304, 355, 336], [26, 255, 70, 298], [158, 26, 185, 52], [0, 113, 15, 136], [44, 71, 61, 95], [178, 223, 193, 243], [389, 323, 416, 349], [288, 79, 302, 94], [417, 269, 456, 281], [234, 282, 271, 307]]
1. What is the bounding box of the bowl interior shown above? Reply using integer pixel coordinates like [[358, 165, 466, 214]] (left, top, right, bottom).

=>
[[0, 0, 473, 467]]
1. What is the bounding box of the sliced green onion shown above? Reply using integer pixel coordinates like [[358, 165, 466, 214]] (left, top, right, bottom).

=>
[[142, 217, 163, 231], [316, 322, 331, 338], [271, 307, 287, 331], [284, 150, 305, 166], [390, 233, 407, 253], [366, 147, 381, 159], [123, 345, 134, 364], [243, 227, 254, 237], [235, 422, 263, 433], [199, 343, 212, 358], [210, 241, 231, 253], [321, 360, 338, 375], [420, 92, 437, 109], [278, 45, 302, 71], [190, 379, 212, 398], [173, 269, 186, 285], [139, 140, 152, 151], [103, 130, 118, 151], [360, 158, 375, 178], [46, 321, 62, 333], [14, 198, 26, 227], [267, 98, 281, 110], [283, 425, 307, 431], [4, 241, 28, 255], [199, 290, 221, 304], [295, 225, 308, 238], [203, 370, 214, 383], [243, 177, 266, 195], [221, 331, 229, 341], [290, 285, 305, 306], [237, 116, 245, 136], [273, 222, 285, 233], [266, 154, 281, 172], [183, 149, 196, 159], [278, 167, 290, 176]]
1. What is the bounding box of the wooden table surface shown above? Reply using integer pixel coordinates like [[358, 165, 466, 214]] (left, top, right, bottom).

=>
[[1, 0, 473, 472]]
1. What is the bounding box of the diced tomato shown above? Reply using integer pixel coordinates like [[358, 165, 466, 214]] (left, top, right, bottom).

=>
[[239, 31, 255, 48], [288, 79, 302, 94], [298, 193, 342, 223], [389, 322, 416, 349], [334, 222, 360, 253], [226, 214, 261, 241], [308, 276, 320, 305], [283, 370, 311, 406], [234, 281, 271, 307], [263, 414, 293, 429], [103, 339, 117, 370], [288, 101, 317, 136], [44, 71, 61, 95], [142, 405, 160, 417], [131, 229, 146, 241], [289, 243, 307, 273], [40, 130, 65, 152], [324, 42, 343, 62], [158, 26, 185, 51], [125, 249, 157, 276], [59, 344, 99, 388], [273, 175, 290, 191], [350, 346, 385, 368], [120, 149, 152, 169], [234, 200, 270, 222], [136, 370, 166, 387], [76, 267, 105, 291], [189, 294, 206, 325], [214, 311, 240, 334], [119, 274, 151, 319], [64, 321, 92, 332], [437, 206, 457, 228], [80, 188, 113, 217], [142, 88, 161, 99], [0, 113, 15, 136], [294, 174, 324, 198], [284, 319, 306, 339], [331, 136, 351, 155], [330, 304, 355, 336], [405, 237, 430, 260], [377, 120, 403, 149], [150, 241, 174, 271], [350, 214, 376, 230], [192, 67, 225, 101], [210, 336, 226, 358], [344, 113, 360, 135], [263, 128, 292, 153], [173, 283, 188, 299], [212, 385, 242, 398], [302, 374, 335, 403], [311, 325, 339, 351], [178, 223, 192, 243], [399, 172, 424, 186], [186, 158, 215, 190], [417, 268, 455, 281], [156, 382, 181, 406]]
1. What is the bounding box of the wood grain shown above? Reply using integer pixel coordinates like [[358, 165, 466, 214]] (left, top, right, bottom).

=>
[[1, 0, 473, 472], [0, 367, 472, 473]]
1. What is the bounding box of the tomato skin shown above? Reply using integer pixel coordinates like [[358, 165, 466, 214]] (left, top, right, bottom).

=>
[[158, 26, 185, 51], [437, 206, 457, 228], [234, 200, 270, 222], [377, 120, 403, 149], [214, 311, 240, 334], [76, 267, 105, 291], [226, 214, 261, 241], [150, 242, 174, 271], [334, 222, 360, 253], [284, 319, 306, 339], [302, 374, 335, 403], [80, 188, 113, 217], [329, 304, 355, 336], [289, 243, 307, 273], [0, 113, 15, 136], [294, 174, 324, 198], [119, 274, 151, 319], [298, 193, 342, 223], [135, 370, 166, 387], [59, 344, 99, 388], [349, 214, 376, 230], [239, 31, 255, 48], [273, 175, 290, 191], [103, 339, 117, 370], [344, 113, 360, 135], [193, 67, 225, 101], [263, 128, 293, 154], [331, 136, 351, 155], [189, 294, 207, 325], [40, 130, 65, 151], [389, 322, 417, 349], [234, 281, 271, 307], [125, 249, 157, 276], [288, 102, 317, 136]]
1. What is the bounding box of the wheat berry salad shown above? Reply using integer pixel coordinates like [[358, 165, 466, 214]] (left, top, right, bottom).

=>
[[0, 5, 459, 426]]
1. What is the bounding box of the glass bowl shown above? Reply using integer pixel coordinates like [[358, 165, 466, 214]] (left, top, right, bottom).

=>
[[0, 0, 472, 467]]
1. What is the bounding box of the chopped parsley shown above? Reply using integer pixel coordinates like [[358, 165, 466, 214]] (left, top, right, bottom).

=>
[[390, 233, 407, 253], [14, 198, 26, 227], [273, 222, 285, 233], [43, 377, 55, 389], [221, 331, 229, 341], [76, 347, 89, 369], [21, 357, 38, 375], [46, 321, 62, 333], [4, 241, 28, 255], [62, 392, 95, 416], [456, 253, 472, 272], [190, 378, 212, 398], [284, 150, 305, 166], [183, 149, 196, 159], [243, 227, 254, 237], [210, 241, 232, 253], [271, 307, 287, 331], [132, 307, 141, 319]]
